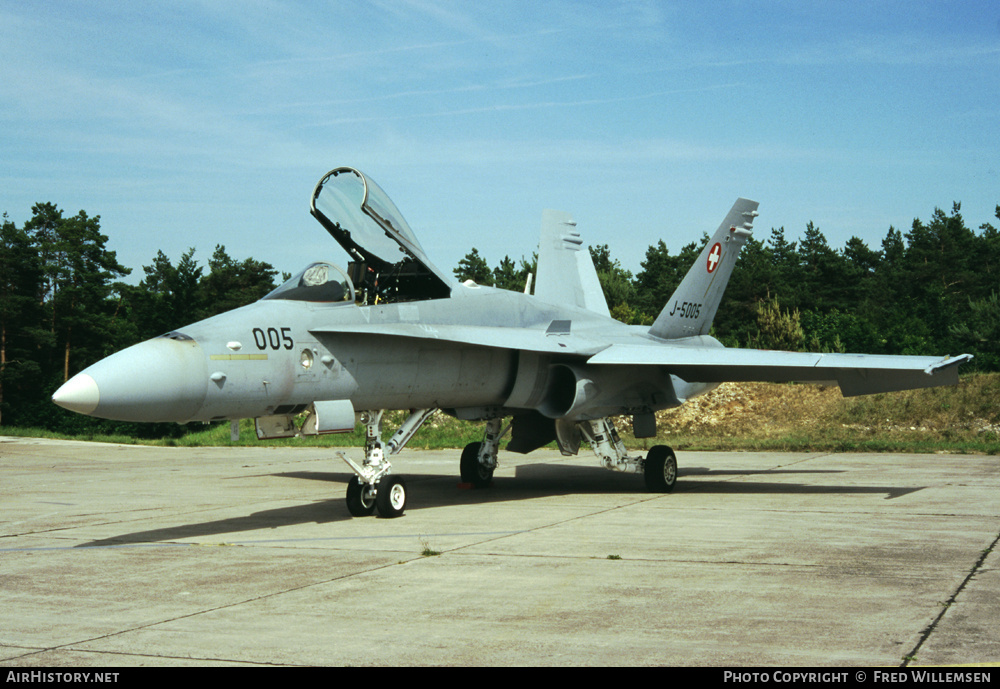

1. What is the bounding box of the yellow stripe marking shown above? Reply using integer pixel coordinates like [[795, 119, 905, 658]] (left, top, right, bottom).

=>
[[210, 354, 269, 361]]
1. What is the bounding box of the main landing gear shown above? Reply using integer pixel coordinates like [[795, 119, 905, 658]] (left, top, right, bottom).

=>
[[460, 417, 505, 489], [341, 408, 436, 518], [577, 418, 677, 493], [461, 416, 677, 494]]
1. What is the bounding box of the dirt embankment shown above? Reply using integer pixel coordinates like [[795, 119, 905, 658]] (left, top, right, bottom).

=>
[[637, 375, 1000, 446], [658, 382, 842, 437]]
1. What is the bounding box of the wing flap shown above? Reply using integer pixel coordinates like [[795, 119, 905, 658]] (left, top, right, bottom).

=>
[[588, 344, 972, 396]]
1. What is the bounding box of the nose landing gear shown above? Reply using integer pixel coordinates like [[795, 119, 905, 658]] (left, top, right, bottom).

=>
[[340, 408, 434, 518]]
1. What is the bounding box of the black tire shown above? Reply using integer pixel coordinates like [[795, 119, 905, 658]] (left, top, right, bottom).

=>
[[460, 442, 494, 488], [375, 475, 407, 518], [644, 445, 677, 493], [346, 476, 377, 517]]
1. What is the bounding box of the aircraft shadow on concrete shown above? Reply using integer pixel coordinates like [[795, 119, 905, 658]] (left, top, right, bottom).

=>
[[76, 498, 350, 548], [76, 464, 923, 548], [508, 464, 923, 500]]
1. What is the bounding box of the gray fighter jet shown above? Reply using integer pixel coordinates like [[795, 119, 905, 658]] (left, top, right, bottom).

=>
[[52, 167, 972, 518]]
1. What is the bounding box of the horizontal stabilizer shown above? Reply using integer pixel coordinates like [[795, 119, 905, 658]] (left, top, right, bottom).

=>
[[588, 345, 973, 396]]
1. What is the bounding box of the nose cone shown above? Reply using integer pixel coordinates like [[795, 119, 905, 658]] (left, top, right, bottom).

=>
[[52, 373, 100, 415], [52, 337, 208, 422]]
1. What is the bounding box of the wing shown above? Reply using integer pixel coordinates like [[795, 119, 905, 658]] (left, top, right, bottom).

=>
[[533, 209, 610, 317], [588, 344, 973, 396], [310, 321, 607, 356]]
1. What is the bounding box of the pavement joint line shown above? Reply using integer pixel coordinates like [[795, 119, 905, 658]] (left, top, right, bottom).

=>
[[769, 453, 835, 468], [1, 643, 298, 667], [1, 549, 428, 663], [900, 529, 1000, 668], [443, 494, 669, 555], [0, 530, 529, 552]]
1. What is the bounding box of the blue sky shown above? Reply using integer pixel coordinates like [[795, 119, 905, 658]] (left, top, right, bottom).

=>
[[3, 1, 998, 283]]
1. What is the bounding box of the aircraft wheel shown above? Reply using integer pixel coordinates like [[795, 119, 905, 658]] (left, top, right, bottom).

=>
[[644, 445, 677, 493], [346, 477, 377, 517], [461, 442, 494, 488], [376, 475, 407, 518]]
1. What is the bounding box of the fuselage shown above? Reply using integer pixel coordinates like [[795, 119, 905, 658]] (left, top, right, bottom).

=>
[[52, 283, 718, 425]]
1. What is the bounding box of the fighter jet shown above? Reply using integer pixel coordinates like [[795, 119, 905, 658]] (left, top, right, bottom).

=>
[[52, 166, 972, 518]]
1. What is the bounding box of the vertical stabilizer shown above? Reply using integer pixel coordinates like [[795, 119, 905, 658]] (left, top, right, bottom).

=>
[[534, 210, 610, 317], [649, 198, 759, 340]]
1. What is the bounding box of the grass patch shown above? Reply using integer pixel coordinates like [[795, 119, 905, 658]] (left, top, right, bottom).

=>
[[419, 538, 441, 556]]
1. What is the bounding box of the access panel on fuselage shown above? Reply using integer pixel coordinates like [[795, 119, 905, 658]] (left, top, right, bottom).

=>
[[329, 335, 517, 411]]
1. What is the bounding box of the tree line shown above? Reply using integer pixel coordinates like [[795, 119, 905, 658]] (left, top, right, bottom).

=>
[[2, 200, 998, 434]]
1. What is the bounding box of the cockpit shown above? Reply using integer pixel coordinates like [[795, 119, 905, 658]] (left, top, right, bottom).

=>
[[307, 167, 453, 304], [263, 262, 354, 303]]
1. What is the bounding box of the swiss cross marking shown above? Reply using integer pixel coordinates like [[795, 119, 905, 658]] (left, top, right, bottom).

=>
[[706, 243, 722, 273]]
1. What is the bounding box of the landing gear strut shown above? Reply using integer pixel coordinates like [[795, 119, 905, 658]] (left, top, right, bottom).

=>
[[340, 408, 436, 518], [579, 418, 677, 493], [461, 417, 505, 488], [580, 418, 642, 472]]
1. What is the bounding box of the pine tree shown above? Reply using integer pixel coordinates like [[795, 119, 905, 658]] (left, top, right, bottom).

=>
[[748, 296, 804, 352], [23, 204, 130, 382], [0, 215, 45, 424], [453, 248, 493, 285]]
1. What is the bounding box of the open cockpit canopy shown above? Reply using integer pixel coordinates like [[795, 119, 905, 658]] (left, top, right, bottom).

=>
[[310, 167, 453, 302]]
